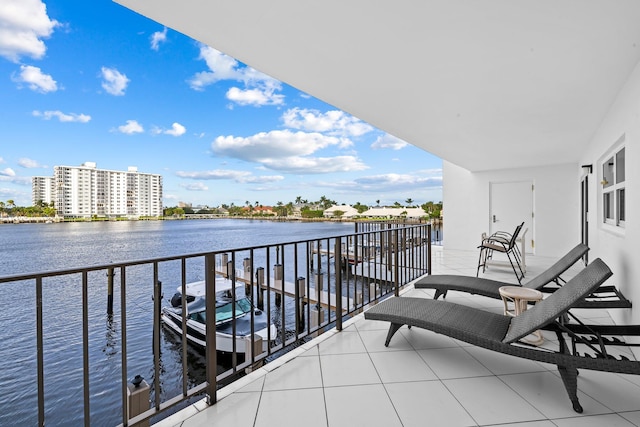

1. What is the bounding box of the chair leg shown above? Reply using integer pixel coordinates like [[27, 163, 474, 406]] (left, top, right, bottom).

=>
[[434, 289, 448, 300], [506, 251, 525, 284], [477, 246, 488, 277], [385, 323, 403, 347], [557, 365, 583, 413]]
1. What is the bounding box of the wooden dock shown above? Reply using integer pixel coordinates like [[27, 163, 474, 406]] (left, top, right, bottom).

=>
[[215, 267, 354, 312]]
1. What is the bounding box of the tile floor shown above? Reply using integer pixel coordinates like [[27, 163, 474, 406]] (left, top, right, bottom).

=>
[[156, 247, 640, 427]]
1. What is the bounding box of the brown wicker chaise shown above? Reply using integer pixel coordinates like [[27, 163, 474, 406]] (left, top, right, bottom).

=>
[[415, 243, 632, 309], [365, 258, 640, 413]]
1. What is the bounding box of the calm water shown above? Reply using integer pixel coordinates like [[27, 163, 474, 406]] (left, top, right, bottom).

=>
[[0, 219, 356, 427]]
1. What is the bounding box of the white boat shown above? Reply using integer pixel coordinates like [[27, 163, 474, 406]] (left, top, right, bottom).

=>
[[161, 276, 276, 354]]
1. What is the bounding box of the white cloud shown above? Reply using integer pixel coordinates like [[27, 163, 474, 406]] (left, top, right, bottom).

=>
[[180, 182, 208, 191], [1, 168, 16, 177], [354, 173, 442, 191], [116, 120, 144, 134], [18, 158, 44, 168], [0, 0, 59, 62], [152, 122, 186, 136], [213, 130, 348, 160], [164, 122, 186, 137], [188, 45, 285, 107], [212, 129, 366, 174], [33, 110, 91, 122], [100, 67, 129, 96], [176, 169, 284, 184], [0, 157, 4, 163], [150, 27, 167, 51], [226, 87, 284, 106], [13, 65, 57, 92], [309, 172, 442, 201], [371, 134, 408, 150], [282, 108, 373, 137], [260, 155, 367, 174]]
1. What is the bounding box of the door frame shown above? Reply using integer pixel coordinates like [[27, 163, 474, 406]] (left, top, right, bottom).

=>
[[489, 180, 535, 256]]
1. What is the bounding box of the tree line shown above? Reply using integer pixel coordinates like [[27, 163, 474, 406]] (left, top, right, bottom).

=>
[[165, 196, 443, 219], [0, 200, 56, 217], [2, 196, 442, 220]]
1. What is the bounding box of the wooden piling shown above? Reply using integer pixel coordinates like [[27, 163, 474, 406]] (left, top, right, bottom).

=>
[[274, 264, 283, 307], [107, 267, 114, 315], [256, 267, 265, 310], [243, 258, 251, 295], [296, 277, 306, 332]]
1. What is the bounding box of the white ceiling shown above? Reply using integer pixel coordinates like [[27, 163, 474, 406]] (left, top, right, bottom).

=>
[[115, 0, 640, 171]]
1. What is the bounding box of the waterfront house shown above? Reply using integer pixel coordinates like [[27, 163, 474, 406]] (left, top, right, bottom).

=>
[[115, 0, 640, 345], [361, 206, 427, 219], [323, 204, 360, 218]]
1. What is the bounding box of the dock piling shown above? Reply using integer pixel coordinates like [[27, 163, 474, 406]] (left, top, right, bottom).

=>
[[243, 258, 251, 295], [256, 267, 265, 310], [107, 267, 114, 315], [296, 277, 306, 332], [274, 264, 283, 307]]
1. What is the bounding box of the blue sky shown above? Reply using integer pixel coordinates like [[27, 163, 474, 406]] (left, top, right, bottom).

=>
[[0, 0, 442, 208]]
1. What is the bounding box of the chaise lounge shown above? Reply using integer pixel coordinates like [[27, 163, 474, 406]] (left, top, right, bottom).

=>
[[364, 258, 640, 413], [415, 243, 631, 309]]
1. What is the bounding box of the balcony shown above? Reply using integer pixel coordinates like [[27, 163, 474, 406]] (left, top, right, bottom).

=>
[[0, 222, 433, 426], [157, 247, 640, 427]]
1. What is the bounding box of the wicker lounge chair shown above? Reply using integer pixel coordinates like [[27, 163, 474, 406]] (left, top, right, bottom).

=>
[[365, 258, 640, 413], [416, 243, 631, 309]]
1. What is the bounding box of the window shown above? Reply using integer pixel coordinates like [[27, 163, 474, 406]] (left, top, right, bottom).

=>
[[602, 145, 625, 227]]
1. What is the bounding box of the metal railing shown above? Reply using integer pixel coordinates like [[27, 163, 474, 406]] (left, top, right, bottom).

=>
[[0, 222, 431, 426]]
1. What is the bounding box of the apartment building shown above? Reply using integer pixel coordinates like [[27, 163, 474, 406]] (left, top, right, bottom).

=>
[[46, 162, 162, 219], [31, 176, 55, 206]]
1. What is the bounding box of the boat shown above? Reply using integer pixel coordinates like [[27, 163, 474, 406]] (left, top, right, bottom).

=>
[[161, 276, 276, 354]]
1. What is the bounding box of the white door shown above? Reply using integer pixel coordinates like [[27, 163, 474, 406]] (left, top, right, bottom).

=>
[[489, 181, 534, 254]]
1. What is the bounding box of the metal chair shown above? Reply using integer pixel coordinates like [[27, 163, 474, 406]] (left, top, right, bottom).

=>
[[477, 221, 525, 283]]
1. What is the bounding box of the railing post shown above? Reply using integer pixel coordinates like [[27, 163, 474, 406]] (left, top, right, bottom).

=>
[[394, 228, 400, 297], [427, 223, 432, 276], [36, 277, 44, 427], [152, 269, 161, 410], [205, 253, 217, 406], [335, 238, 343, 331]]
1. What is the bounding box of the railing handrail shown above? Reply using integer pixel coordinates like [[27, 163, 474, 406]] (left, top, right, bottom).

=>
[[1, 222, 432, 426], [0, 223, 431, 283]]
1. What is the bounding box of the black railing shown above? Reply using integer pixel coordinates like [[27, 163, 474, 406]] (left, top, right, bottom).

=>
[[0, 223, 431, 426]]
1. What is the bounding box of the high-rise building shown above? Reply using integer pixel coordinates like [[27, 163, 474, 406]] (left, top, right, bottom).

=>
[[39, 162, 163, 219], [32, 176, 55, 206]]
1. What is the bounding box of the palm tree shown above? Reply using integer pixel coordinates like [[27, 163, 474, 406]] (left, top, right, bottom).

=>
[[405, 198, 413, 207], [376, 199, 380, 206], [295, 196, 303, 205]]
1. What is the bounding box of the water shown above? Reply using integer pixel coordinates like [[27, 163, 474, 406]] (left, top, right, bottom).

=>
[[0, 219, 355, 426]]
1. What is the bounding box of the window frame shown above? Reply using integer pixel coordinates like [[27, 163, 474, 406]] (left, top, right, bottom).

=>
[[600, 140, 625, 229]]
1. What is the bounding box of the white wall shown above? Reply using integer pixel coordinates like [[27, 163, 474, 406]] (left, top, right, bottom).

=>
[[444, 56, 640, 342], [443, 161, 579, 258], [580, 59, 640, 327]]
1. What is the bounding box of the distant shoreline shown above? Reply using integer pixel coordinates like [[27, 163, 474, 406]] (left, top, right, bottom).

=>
[[1, 215, 440, 225]]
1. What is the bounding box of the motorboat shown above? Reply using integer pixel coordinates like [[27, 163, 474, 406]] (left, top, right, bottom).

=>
[[161, 276, 276, 354]]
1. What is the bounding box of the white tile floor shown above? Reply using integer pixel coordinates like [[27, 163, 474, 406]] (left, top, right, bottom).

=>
[[156, 247, 640, 427]]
